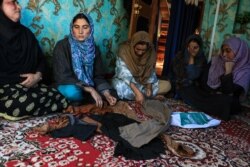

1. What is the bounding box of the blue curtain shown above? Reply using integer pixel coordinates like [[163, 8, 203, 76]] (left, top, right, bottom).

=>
[[161, 0, 199, 77]]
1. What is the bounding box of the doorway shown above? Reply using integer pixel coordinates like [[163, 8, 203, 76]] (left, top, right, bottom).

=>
[[126, 0, 205, 76], [155, 0, 170, 76], [127, 0, 159, 41], [125, 0, 170, 76]]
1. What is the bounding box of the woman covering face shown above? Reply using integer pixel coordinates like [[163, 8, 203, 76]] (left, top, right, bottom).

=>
[[207, 37, 250, 94]]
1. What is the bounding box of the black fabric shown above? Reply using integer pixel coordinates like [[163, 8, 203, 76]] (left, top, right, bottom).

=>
[[177, 85, 232, 120], [50, 115, 97, 141], [176, 63, 243, 121], [220, 73, 244, 95], [0, 10, 45, 84], [92, 113, 165, 160]]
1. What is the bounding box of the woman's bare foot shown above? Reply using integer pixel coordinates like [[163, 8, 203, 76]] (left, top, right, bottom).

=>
[[33, 116, 69, 135], [33, 123, 50, 135]]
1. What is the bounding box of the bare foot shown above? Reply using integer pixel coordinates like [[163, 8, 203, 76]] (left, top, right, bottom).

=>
[[33, 123, 50, 135]]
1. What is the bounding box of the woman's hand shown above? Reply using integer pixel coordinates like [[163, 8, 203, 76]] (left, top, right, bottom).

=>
[[146, 83, 152, 97], [103, 90, 117, 106], [20, 72, 42, 88], [224, 61, 235, 75], [130, 82, 144, 104], [84, 86, 103, 107], [135, 91, 144, 104]]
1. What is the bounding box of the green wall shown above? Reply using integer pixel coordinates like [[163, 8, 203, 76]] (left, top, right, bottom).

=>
[[19, 0, 129, 73], [201, 0, 250, 105], [201, 0, 250, 56]]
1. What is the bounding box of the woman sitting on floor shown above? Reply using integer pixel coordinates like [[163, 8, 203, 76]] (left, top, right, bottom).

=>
[[112, 31, 171, 104], [170, 35, 250, 120], [206, 36, 250, 119], [0, 0, 68, 120], [169, 34, 207, 99], [53, 13, 117, 107]]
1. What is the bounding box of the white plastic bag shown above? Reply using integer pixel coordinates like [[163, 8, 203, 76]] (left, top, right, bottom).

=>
[[171, 112, 221, 128]]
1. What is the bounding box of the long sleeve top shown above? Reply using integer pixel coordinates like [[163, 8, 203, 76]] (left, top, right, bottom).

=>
[[113, 57, 158, 86], [52, 37, 112, 92]]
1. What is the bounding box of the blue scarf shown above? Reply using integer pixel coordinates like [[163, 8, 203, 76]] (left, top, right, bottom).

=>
[[69, 13, 95, 86]]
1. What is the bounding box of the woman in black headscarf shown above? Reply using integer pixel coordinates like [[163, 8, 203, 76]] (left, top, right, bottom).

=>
[[0, 0, 68, 120], [170, 34, 207, 92]]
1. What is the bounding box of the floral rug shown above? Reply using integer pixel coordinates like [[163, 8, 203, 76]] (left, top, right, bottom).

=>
[[0, 99, 249, 167]]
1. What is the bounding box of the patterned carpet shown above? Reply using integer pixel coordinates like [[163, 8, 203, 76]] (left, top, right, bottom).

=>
[[0, 99, 249, 167]]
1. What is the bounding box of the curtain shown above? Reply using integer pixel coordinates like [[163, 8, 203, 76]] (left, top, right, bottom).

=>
[[161, 0, 199, 77]]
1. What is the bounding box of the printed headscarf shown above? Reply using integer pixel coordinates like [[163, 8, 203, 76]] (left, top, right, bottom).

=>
[[207, 37, 250, 93], [118, 31, 156, 84], [68, 13, 95, 86]]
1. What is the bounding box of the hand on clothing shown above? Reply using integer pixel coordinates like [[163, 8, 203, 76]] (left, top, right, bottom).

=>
[[20, 72, 42, 88], [135, 91, 145, 104], [146, 84, 152, 97], [224, 61, 234, 75], [84, 86, 103, 108], [130, 82, 144, 104], [103, 90, 117, 106]]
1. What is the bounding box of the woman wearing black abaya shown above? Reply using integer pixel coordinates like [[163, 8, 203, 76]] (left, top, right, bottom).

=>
[[0, 0, 68, 120]]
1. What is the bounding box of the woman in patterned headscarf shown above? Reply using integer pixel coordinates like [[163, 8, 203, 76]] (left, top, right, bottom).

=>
[[53, 13, 117, 107], [112, 31, 171, 104], [0, 0, 68, 120]]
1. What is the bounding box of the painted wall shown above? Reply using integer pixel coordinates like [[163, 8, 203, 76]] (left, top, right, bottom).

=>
[[201, 0, 250, 56], [19, 0, 129, 73], [201, 0, 250, 105]]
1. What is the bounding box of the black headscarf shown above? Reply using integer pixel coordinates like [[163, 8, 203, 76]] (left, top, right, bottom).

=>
[[0, 3, 45, 84], [171, 34, 207, 88]]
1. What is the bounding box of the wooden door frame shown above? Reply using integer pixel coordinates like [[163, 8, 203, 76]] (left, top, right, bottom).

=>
[[128, 0, 159, 41]]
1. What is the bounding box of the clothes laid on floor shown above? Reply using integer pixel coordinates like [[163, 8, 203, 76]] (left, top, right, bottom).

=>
[[118, 99, 172, 148], [95, 112, 165, 160], [36, 112, 166, 160], [50, 114, 97, 141]]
